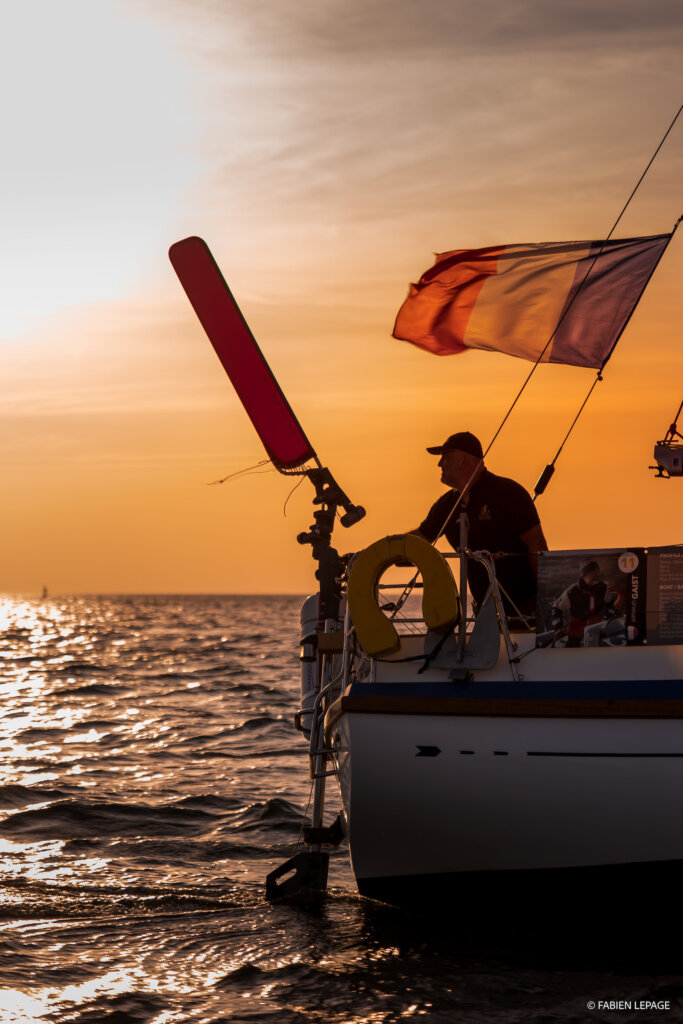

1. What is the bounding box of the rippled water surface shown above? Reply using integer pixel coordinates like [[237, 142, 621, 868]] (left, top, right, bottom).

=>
[[1, 594, 681, 1024]]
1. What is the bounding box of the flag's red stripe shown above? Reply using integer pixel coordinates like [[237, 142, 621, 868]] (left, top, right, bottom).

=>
[[170, 237, 315, 470], [393, 246, 502, 355]]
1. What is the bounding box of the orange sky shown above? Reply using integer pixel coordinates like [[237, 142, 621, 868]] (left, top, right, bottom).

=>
[[1, 0, 682, 595]]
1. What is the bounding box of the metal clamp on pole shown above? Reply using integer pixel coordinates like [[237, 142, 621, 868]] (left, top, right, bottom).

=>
[[297, 464, 365, 622]]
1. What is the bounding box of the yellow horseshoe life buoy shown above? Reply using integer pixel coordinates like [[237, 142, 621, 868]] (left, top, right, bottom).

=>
[[346, 534, 461, 658]]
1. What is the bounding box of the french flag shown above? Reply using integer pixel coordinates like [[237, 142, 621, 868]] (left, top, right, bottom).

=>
[[393, 234, 672, 369]]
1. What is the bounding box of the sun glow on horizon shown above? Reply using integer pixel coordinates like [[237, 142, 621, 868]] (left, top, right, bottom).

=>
[[0, 1, 203, 340], [0, 0, 681, 593]]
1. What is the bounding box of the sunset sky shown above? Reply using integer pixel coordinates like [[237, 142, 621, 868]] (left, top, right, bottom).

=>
[[2, 0, 682, 595]]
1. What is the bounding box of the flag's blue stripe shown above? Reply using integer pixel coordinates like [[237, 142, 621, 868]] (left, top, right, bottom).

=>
[[550, 235, 670, 368]]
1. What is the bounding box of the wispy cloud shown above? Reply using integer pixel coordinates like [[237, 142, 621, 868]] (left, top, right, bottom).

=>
[[2, 0, 681, 590], [163, 0, 683, 58], [147, 0, 682, 277]]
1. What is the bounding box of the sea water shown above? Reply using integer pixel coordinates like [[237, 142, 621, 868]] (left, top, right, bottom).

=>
[[0, 595, 681, 1024]]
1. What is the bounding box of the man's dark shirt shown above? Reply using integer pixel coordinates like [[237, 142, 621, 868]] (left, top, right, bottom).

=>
[[418, 469, 541, 611]]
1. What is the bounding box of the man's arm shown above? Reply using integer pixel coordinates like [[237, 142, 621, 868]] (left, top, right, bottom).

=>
[[520, 523, 548, 579]]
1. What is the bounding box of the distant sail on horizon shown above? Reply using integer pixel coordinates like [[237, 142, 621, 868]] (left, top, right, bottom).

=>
[[392, 233, 673, 368]]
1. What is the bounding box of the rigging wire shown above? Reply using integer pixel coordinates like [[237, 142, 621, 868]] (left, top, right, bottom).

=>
[[484, 102, 683, 480], [283, 472, 308, 516], [417, 103, 683, 562], [663, 398, 683, 441], [206, 456, 312, 517], [208, 457, 317, 487], [534, 212, 682, 499], [207, 459, 272, 485], [532, 372, 603, 501], [298, 780, 316, 848]]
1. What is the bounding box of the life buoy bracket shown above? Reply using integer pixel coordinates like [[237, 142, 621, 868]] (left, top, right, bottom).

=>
[[346, 534, 461, 657]]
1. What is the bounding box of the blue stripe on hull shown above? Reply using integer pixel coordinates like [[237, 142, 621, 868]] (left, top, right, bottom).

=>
[[348, 680, 683, 701]]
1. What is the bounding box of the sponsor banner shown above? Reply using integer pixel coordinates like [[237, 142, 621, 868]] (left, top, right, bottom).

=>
[[536, 549, 646, 649], [645, 547, 683, 645]]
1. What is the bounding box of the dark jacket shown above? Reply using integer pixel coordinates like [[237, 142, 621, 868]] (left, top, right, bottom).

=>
[[419, 469, 540, 611], [552, 578, 617, 638]]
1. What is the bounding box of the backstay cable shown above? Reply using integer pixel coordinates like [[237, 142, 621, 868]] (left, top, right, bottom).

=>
[[484, 102, 683, 467]]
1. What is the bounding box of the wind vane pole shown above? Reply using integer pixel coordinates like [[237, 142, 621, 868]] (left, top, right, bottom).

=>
[[169, 235, 365, 902]]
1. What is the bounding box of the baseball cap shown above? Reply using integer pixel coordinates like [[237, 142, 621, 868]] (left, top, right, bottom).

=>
[[426, 431, 484, 458]]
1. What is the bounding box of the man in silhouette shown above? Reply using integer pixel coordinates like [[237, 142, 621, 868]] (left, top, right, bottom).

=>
[[413, 431, 547, 616]]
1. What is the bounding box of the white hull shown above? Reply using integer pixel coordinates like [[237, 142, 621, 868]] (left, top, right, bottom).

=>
[[333, 711, 683, 882], [322, 631, 683, 901]]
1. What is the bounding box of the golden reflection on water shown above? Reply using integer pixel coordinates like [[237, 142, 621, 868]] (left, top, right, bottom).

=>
[[0, 596, 70, 707], [1, 967, 169, 1023], [0, 593, 369, 1023], [0, 594, 158, 906], [0, 596, 161, 789], [0, 837, 79, 885]]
